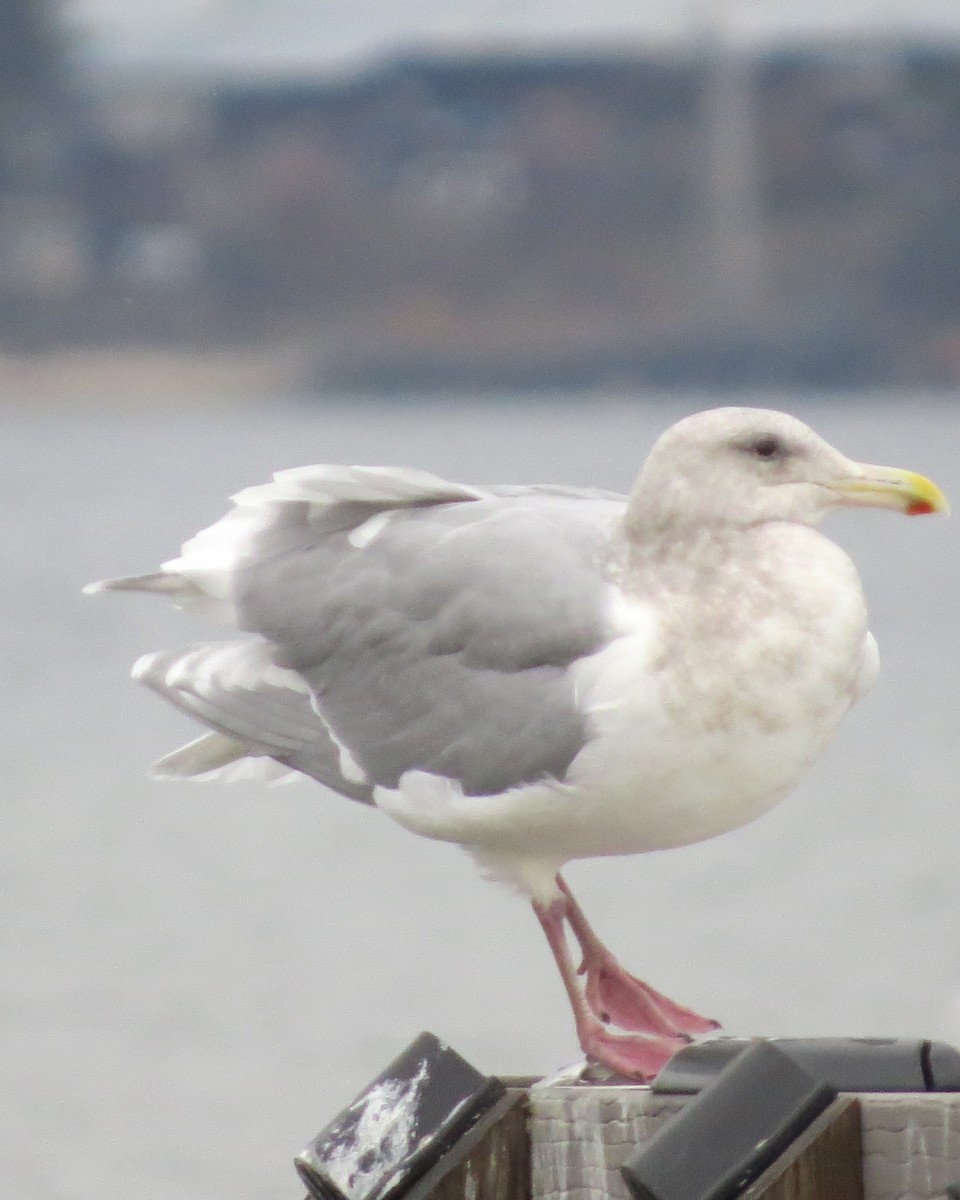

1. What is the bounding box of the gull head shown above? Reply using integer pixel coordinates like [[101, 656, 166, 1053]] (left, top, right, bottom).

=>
[[627, 406, 948, 535]]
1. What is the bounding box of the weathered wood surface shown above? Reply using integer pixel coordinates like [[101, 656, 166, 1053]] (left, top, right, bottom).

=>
[[406, 1088, 530, 1200], [527, 1087, 960, 1200], [739, 1098, 862, 1200], [297, 1082, 960, 1200], [860, 1095, 960, 1200], [529, 1088, 686, 1200]]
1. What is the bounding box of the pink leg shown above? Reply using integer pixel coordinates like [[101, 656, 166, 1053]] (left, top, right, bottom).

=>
[[557, 876, 720, 1040], [533, 895, 689, 1082]]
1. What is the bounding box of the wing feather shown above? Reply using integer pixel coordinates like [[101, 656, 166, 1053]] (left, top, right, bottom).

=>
[[133, 640, 374, 802], [235, 492, 623, 795]]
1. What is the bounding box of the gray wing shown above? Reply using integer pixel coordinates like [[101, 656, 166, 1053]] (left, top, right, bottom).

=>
[[133, 640, 375, 801], [234, 491, 622, 796]]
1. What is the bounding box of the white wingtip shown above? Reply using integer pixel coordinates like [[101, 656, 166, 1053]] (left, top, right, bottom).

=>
[[131, 651, 162, 681], [82, 580, 107, 595]]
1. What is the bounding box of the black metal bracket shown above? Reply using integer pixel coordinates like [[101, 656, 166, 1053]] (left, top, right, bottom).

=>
[[652, 1036, 960, 1095], [296, 1032, 506, 1200], [623, 1039, 838, 1200]]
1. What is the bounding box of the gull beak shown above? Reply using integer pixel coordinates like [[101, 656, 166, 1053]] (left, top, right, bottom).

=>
[[826, 464, 950, 516]]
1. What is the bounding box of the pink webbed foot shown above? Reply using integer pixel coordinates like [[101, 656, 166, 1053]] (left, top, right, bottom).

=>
[[583, 956, 721, 1040], [556, 875, 720, 1040], [581, 1021, 689, 1083], [534, 875, 720, 1081]]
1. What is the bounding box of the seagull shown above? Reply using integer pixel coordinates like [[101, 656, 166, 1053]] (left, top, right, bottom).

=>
[[86, 407, 947, 1080]]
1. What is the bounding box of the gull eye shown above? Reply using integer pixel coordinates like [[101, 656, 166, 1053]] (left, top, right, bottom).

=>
[[749, 435, 783, 460]]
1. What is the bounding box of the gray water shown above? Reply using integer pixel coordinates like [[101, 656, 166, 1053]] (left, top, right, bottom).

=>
[[3, 390, 959, 1200]]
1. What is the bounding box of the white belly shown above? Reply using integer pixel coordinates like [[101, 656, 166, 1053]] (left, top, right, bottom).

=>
[[375, 645, 860, 882]]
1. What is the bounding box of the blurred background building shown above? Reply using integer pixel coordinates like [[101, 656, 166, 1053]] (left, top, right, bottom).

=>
[[7, 0, 960, 390]]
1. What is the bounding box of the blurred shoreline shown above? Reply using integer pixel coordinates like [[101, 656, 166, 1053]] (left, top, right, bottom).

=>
[[4, 333, 960, 404], [0, 345, 301, 404]]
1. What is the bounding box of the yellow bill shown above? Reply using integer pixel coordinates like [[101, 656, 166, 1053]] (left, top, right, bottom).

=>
[[827, 464, 949, 516]]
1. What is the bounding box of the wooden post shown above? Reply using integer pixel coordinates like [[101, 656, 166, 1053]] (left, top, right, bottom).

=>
[[526, 1086, 960, 1200], [398, 1087, 863, 1200], [298, 1066, 960, 1200], [741, 1098, 862, 1200], [405, 1089, 530, 1200]]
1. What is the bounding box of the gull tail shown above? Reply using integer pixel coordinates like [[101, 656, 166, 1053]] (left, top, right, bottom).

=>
[[83, 570, 229, 621], [84, 572, 187, 596]]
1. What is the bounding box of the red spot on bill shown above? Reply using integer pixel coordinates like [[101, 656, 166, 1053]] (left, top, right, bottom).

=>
[[906, 499, 936, 516]]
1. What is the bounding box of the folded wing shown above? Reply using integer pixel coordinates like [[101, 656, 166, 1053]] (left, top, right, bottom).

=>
[[93, 464, 626, 799]]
